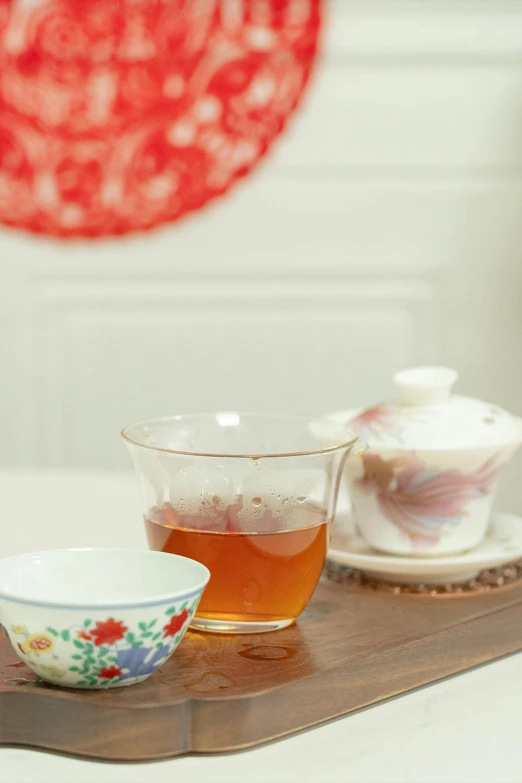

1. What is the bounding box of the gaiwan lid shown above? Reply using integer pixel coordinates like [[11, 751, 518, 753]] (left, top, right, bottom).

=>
[[348, 366, 521, 451]]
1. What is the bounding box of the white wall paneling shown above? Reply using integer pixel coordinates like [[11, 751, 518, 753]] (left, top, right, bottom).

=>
[[1, 0, 522, 517], [271, 64, 522, 171], [326, 0, 522, 62], [27, 275, 435, 468]]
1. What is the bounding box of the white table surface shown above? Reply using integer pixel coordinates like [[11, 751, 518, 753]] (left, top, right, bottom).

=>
[[1, 469, 521, 783]]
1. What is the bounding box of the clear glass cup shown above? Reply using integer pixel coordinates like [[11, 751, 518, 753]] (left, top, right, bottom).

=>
[[122, 412, 363, 634]]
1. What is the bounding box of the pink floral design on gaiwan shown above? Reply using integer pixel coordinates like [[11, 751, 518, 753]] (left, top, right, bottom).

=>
[[356, 453, 502, 550], [348, 404, 426, 444]]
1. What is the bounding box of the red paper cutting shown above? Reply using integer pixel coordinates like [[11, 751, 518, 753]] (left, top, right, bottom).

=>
[[0, 0, 320, 238]]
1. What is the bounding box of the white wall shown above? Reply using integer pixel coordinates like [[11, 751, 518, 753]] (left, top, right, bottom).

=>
[[2, 0, 522, 510]]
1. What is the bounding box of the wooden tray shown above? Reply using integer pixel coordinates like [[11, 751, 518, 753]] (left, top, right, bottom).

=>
[[2, 577, 522, 761]]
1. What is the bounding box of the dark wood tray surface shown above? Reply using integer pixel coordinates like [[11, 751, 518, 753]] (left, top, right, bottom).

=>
[[2, 577, 522, 760]]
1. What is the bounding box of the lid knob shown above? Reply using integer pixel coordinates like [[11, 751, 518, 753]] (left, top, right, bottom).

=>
[[393, 366, 458, 407]]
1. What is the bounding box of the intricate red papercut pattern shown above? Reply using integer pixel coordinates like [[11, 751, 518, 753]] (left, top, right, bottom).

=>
[[0, 0, 320, 237]]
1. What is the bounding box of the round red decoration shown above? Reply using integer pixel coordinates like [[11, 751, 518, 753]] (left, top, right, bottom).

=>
[[0, 0, 320, 238]]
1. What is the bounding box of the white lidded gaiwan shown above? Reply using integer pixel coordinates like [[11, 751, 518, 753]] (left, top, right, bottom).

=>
[[325, 367, 522, 557]]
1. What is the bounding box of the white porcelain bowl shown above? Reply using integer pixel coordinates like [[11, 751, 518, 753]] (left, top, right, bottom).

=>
[[0, 548, 209, 688]]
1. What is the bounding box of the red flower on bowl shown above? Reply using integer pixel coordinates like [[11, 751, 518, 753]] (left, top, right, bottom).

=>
[[163, 609, 189, 639], [98, 665, 123, 680], [90, 618, 128, 647]]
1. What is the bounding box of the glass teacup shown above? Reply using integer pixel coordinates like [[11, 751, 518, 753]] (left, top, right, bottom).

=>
[[122, 412, 362, 633]]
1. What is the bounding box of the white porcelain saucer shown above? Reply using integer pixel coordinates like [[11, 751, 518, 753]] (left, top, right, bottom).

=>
[[328, 510, 522, 584]]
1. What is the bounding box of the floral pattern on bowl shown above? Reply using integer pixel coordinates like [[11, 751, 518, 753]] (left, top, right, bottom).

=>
[[354, 453, 502, 550], [9, 599, 198, 688]]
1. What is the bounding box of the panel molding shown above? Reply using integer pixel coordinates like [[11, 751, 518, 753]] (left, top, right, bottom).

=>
[[28, 275, 437, 466], [326, 0, 522, 62]]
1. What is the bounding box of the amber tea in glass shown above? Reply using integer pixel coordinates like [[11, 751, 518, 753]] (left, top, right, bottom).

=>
[[123, 412, 362, 633], [145, 500, 330, 627]]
